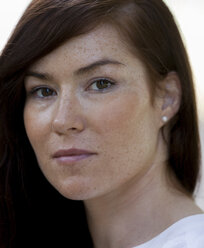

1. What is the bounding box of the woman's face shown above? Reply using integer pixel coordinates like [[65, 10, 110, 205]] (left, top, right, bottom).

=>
[[24, 24, 163, 200]]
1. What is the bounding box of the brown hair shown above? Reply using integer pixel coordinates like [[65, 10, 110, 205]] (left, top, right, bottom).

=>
[[0, 0, 200, 247]]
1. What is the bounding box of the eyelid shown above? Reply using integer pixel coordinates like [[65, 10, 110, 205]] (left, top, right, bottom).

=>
[[86, 77, 116, 91], [26, 85, 57, 98]]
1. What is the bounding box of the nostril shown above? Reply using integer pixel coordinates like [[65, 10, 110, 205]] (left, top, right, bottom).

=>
[[51, 117, 85, 134]]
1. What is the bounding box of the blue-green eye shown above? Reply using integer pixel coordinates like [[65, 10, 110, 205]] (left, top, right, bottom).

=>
[[89, 79, 115, 91], [31, 87, 56, 98]]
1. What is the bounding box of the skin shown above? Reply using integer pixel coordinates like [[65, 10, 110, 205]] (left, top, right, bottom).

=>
[[24, 24, 202, 248]]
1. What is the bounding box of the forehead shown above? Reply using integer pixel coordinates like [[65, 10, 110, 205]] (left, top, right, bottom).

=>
[[29, 24, 138, 72]]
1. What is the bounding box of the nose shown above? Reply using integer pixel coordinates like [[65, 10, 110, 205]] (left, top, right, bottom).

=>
[[52, 93, 85, 135]]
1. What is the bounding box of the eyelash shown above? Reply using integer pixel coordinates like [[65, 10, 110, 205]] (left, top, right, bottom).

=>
[[87, 78, 116, 92], [27, 78, 116, 98], [28, 86, 56, 98]]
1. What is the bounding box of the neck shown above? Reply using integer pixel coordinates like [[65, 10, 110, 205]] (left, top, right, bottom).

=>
[[84, 138, 202, 248]]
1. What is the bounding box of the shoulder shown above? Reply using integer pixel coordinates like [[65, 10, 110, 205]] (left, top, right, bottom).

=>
[[133, 214, 204, 248], [165, 214, 204, 248]]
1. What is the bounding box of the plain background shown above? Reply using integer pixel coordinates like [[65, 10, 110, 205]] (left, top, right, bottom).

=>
[[0, 0, 204, 209]]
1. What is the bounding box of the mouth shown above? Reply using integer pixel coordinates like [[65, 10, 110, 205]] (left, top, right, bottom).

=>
[[52, 148, 97, 164]]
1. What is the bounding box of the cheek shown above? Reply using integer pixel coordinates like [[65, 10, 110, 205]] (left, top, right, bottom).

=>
[[23, 104, 51, 150], [91, 91, 156, 142], [90, 91, 159, 167]]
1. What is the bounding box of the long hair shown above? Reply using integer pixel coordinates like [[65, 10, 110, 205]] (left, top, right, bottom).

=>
[[0, 0, 200, 247]]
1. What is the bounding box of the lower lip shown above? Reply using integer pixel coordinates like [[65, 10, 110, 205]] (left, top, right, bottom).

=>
[[54, 154, 95, 164]]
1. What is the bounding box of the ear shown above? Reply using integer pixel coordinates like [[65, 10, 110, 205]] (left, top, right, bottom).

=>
[[158, 71, 181, 126]]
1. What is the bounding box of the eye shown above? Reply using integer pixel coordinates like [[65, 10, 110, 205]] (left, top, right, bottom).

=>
[[30, 87, 56, 98], [88, 79, 115, 91]]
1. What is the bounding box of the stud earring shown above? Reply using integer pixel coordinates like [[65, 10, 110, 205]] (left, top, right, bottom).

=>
[[162, 116, 168, 122]]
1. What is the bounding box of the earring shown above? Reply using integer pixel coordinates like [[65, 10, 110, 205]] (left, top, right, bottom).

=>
[[162, 116, 168, 122]]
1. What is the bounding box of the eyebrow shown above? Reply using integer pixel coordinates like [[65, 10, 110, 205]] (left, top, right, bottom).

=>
[[74, 59, 125, 75], [25, 71, 53, 81], [25, 59, 125, 80]]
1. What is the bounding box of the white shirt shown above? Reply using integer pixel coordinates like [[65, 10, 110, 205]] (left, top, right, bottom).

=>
[[132, 214, 204, 248]]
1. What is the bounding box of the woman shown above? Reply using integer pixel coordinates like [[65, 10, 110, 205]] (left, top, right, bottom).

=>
[[0, 0, 203, 247]]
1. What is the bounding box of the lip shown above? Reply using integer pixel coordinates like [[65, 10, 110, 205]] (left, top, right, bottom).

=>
[[52, 148, 97, 164]]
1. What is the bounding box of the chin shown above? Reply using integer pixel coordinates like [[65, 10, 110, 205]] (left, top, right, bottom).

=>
[[51, 178, 98, 201]]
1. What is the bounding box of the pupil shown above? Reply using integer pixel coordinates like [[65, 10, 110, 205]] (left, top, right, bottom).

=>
[[97, 80, 108, 89], [42, 88, 52, 96]]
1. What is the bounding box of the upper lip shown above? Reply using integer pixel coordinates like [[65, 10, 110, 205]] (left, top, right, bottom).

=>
[[53, 148, 96, 158]]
